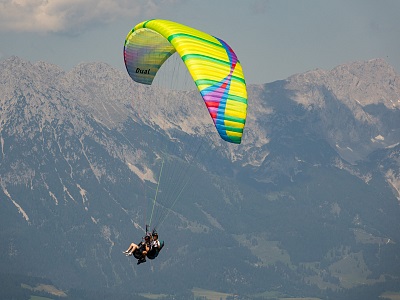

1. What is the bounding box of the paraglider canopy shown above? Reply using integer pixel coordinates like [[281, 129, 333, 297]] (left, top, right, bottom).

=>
[[124, 19, 247, 144]]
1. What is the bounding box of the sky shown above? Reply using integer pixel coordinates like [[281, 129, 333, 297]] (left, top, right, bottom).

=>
[[0, 0, 399, 84]]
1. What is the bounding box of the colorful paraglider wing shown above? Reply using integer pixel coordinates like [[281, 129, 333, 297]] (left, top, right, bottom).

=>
[[124, 19, 247, 144]]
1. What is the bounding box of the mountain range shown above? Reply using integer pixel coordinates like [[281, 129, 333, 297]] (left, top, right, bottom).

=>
[[0, 56, 399, 300]]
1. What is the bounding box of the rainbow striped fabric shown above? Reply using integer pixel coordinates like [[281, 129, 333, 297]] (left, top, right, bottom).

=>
[[124, 19, 247, 144]]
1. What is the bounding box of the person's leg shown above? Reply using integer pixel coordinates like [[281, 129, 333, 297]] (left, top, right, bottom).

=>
[[124, 243, 138, 254]]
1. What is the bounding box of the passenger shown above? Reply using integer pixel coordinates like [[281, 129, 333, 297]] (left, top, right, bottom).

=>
[[123, 233, 152, 265]]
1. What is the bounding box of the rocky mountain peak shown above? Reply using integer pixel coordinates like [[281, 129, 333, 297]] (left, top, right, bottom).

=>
[[287, 58, 400, 110]]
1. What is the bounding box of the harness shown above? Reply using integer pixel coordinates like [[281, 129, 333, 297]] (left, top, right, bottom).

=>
[[147, 240, 164, 260]]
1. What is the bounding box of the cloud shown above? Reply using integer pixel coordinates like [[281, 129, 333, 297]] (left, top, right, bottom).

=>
[[0, 0, 175, 33]]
